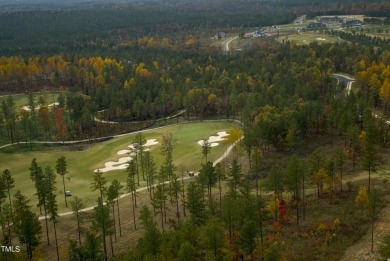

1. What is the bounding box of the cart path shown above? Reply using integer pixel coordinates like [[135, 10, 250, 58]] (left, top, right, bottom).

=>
[[340, 193, 390, 261], [38, 136, 241, 220]]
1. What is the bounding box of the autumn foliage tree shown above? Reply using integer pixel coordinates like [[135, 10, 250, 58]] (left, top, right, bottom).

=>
[[53, 107, 67, 141]]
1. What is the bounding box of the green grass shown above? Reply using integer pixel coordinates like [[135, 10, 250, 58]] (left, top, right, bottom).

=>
[[346, 25, 390, 40], [276, 32, 344, 45], [0, 91, 60, 115], [0, 121, 238, 213], [229, 37, 267, 49]]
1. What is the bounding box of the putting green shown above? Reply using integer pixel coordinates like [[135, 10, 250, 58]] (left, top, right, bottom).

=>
[[0, 121, 238, 212]]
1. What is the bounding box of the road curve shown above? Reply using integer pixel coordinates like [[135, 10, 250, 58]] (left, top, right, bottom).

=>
[[222, 36, 238, 52], [332, 73, 390, 125], [332, 73, 355, 95]]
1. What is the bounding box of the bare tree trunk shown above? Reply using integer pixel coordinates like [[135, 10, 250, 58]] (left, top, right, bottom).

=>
[[181, 168, 186, 216], [76, 211, 81, 245], [111, 204, 117, 241], [131, 193, 137, 230], [43, 203, 50, 245], [53, 222, 59, 261], [110, 235, 114, 257], [116, 198, 122, 237]]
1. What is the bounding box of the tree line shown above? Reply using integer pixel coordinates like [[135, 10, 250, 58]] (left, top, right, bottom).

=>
[[2, 41, 388, 146]]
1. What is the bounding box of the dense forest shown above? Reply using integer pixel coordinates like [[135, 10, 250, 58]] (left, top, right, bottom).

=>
[[1, 0, 390, 260], [0, 0, 389, 56]]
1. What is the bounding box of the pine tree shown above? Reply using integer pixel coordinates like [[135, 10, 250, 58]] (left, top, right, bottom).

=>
[[200, 216, 225, 258], [70, 196, 85, 246], [90, 171, 108, 261], [29, 159, 50, 245], [169, 174, 182, 223], [264, 165, 283, 220], [144, 151, 156, 201], [186, 181, 205, 225], [2, 169, 14, 245], [13, 191, 41, 261], [56, 155, 68, 207], [228, 159, 242, 197], [107, 180, 122, 241], [139, 206, 162, 257], [92, 197, 112, 261], [45, 166, 60, 261], [126, 160, 138, 230], [0, 175, 7, 242], [286, 155, 304, 227], [201, 140, 211, 163], [133, 133, 146, 181], [198, 162, 217, 200]]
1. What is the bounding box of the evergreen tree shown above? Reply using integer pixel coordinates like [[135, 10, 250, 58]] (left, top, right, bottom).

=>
[[2, 169, 14, 244], [239, 219, 257, 259], [152, 183, 167, 233], [56, 155, 68, 207], [29, 159, 49, 245], [144, 151, 156, 201], [186, 181, 205, 225], [90, 171, 108, 260], [228, 159, 242, 197], [45, 166, 60, 261], [0, 175, 7, 242], [139, 206, 162, 257], [126, 160, 138, 230], [198, 161, 217, 200], [133, 132, 146, 181], [92, 197, 112, 261], [70, 196, 85, 246], [201, 216, 225, 258], [84, 231, 104, 261], [264, 165, 283, 220], [107, 180, 119, 241], [286, 155, 304, 227], [335, 148, 346, 192], [178, 241, 196, 261], [215, 163, 225, 211], [13, 191, 41, 261], [169, 174, 182, 223], [201, 139, 211, 163]]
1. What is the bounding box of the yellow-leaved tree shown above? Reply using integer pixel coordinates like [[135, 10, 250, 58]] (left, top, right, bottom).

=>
[[355, 185, 369, 214], [228, 128, 243, 160], [380, 79, 390, 114]]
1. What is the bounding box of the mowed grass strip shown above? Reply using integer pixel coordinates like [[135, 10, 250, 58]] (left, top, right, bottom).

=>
[[0, 121, 238, 213], [276, 32, 344, 45]]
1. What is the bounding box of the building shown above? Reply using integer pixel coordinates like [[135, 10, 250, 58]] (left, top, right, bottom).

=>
[[343, 19, 363, 28], [213, 32, 227, 40], [253, 29, 267, 38], [318, 16, 342, 24]]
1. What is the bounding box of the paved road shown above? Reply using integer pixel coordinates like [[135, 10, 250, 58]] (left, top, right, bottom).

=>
[[332, 73, 356, 95], [332, 73, 390, 125], [222, 36, 238, 52]]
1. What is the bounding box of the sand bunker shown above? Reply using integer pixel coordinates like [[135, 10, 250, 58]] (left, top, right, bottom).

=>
[[21, 102, 59, 111], [95, 139, 158, 172], [316, 38, 326, 41], [96, 157, 132, 173], [116, 139, 158, 155], [144, 139, 159, 147], [197, 131, 229, 147]]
